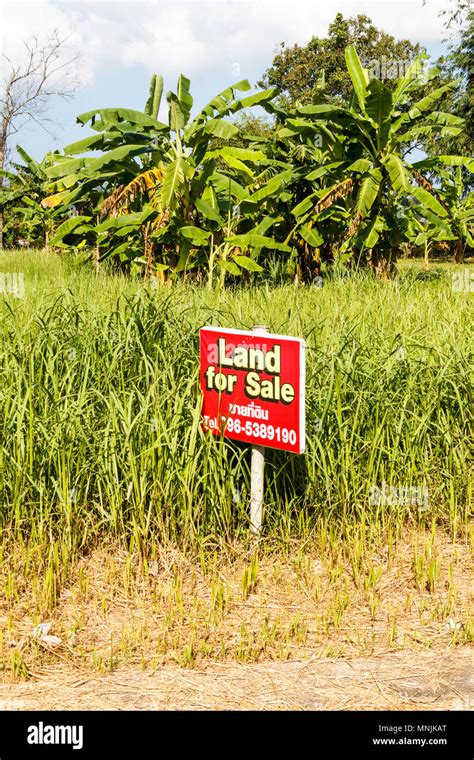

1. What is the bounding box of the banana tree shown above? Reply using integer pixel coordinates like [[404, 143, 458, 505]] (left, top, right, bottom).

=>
[[405, 211, 456, 268], [0, 147, 61, 248], [42, 78, 170, 267], [285, 46, 470, 275], [43, 74, 283, 281], [409, 162, 473, 263]]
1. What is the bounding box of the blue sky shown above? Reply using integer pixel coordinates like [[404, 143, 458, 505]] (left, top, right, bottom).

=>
[[0, 0, 459, 162]]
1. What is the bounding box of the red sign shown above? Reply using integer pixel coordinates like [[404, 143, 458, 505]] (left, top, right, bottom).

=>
[[199, 327, 305, 454]]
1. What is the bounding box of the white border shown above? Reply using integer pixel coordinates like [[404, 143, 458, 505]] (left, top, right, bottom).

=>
[[201, 325, 305, 346], [201, 326, 306, 455], [299, 338, 306, 454]]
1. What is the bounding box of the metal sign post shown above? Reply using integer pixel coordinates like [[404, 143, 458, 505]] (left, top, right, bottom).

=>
[[250, 443, 265, 536], [249, 325, 268, 536]]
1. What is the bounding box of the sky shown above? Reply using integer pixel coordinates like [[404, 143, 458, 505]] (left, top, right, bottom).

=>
[[0, 0, 460, 162]]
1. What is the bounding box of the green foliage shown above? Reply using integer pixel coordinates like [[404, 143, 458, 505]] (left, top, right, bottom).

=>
[[0, 149, 62, 248], [5, 37, 472, 278], [407, 165, 474, 262], [281, 45, 472, 273], [425, 11, 473, 189], [259, 12, 423, 107], [40, 73, 281, 282]]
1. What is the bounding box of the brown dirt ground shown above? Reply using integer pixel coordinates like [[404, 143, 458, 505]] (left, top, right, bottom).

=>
[[0, 650, 472, 710]]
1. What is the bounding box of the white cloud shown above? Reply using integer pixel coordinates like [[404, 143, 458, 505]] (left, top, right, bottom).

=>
[[0, 0, 451, 90], [0, 1, 86, 86]]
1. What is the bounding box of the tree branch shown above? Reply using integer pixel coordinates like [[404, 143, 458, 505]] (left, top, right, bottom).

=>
[[0, 29, 80, 170]]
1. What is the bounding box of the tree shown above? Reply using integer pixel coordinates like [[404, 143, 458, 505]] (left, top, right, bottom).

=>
[[406, 164, 474, 263], [423, 10, 473, 189], [43, 74, 285, 283], [228, 112, 275, 146], [0, 30, 79, 248], [435, 0, 472, 30], [0, 147, 63, 249], [259, 13, 423, 107], [284, 46, 473, 276]]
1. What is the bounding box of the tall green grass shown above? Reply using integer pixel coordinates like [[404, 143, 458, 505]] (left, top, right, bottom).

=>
[[0, 252, 472, 570]]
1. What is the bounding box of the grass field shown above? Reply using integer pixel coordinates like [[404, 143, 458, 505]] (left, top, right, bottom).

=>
[[0, 250, 472, 685]]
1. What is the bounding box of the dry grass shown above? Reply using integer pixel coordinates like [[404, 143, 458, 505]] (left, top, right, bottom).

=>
[[1, 525, 471, 689]]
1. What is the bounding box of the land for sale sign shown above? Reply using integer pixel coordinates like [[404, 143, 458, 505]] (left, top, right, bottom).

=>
[[199, 326, 305, 454]]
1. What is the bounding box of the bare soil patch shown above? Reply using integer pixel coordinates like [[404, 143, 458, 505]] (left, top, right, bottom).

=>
[[1, 650, 471, 710]]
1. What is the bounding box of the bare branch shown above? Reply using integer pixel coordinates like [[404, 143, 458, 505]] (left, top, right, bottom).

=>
[[1, 29, 80, 170]]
